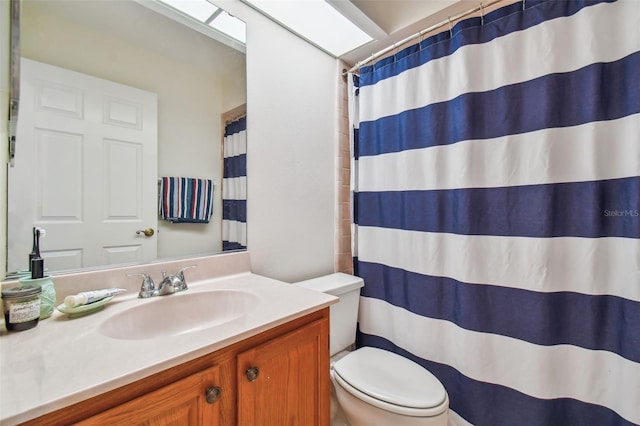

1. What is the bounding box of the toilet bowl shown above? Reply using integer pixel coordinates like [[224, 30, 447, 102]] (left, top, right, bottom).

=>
[[295, 273, 449, 426], [331, 347, 448, 426]]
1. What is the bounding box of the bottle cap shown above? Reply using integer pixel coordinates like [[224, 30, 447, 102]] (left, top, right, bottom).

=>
[[64, 294, 88, 308], [2, 285, 42, 299]]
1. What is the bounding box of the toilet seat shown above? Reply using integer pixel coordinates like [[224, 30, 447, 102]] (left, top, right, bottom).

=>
[[332, 347, 448, 417]]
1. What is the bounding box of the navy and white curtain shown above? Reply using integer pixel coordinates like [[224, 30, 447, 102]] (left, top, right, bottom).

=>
[[349, 1, 640, 425], [222, 116, 247, 251]]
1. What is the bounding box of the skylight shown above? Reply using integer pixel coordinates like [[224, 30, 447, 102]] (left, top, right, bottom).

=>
[[209, 10, 247, 44], [162, 0, 219, 22], [242, 0, 373, 57], [154, 0, 246, 45]]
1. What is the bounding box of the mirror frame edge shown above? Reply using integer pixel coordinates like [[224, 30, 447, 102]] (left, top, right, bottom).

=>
[[2, 0, 21, 281], [8, 0, 19, 165]]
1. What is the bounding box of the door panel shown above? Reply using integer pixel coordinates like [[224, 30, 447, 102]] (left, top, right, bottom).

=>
[[76, 365, 221, 425], [8, 58, 158, 273], [237, 319, 329, 426]]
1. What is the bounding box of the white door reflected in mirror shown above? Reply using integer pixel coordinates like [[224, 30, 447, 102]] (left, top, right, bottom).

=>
[[8, 59, 158, 273]]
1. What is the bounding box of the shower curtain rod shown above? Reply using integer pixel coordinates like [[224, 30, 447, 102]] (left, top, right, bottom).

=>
[[345, 0, 512, 75], [225, 112, 247, 124]]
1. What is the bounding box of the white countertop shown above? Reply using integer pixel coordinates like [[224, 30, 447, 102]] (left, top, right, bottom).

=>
[[0, 271, 336, 425]]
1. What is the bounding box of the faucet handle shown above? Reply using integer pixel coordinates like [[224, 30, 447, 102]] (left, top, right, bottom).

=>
[[175, 265, 196, 291], [156, 271, 178, 296], [127, 273, 157, 298]]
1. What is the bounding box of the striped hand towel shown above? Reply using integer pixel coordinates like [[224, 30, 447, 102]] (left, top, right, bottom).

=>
[[159, 177, 214, 223]]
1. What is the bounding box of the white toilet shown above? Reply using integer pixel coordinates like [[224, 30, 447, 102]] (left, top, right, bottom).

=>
[[296, 273, 449, 426]]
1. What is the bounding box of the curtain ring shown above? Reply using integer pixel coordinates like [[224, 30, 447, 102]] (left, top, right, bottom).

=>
[[448, 16, 453, 38], [479, 1, 485, 25]]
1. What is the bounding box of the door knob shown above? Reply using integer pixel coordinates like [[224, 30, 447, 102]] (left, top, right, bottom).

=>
[[245, 366, 259, 382], [205, 386, 222, 404], [135, 228, 155, 237]]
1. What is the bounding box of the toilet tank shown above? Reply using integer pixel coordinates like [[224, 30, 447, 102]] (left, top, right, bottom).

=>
[[295, 273, 364, 356]]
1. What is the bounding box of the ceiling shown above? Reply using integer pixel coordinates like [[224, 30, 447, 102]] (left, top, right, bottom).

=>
[[337, 0, 519, 67]]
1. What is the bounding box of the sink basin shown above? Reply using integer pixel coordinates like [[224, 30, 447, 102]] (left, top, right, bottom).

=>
[[98, 290, 258, 340]]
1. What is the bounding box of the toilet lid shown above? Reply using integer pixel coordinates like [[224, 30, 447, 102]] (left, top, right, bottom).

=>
[[333, 347, 446, 409]]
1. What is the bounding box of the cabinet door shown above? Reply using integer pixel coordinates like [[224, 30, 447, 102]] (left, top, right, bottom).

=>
[[76, 365, 221, 425], [237, 318, 330, 426]]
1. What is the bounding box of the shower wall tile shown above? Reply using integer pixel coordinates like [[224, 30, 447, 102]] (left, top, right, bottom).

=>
[[336, 60, 353, 275]]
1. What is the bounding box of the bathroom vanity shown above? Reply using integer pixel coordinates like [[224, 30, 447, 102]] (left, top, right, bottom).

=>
[[0, 252, 336, 425]]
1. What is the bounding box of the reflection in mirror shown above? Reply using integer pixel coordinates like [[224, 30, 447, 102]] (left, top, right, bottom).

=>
[[6, 0, 247, 277]]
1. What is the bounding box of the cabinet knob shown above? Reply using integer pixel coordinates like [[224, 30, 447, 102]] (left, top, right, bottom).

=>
[[205, 386, 222, 404], [245, 366, 259, 382]]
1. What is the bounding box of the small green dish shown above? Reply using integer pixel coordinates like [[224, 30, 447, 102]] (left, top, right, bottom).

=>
[[57, 296, 114, 318]]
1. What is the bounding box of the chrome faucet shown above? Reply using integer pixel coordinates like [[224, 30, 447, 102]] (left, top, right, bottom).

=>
[[174, 265, 196, 291], [127, 273, 158, 298], [157, 272, 178, 296], [128, 265, 196, 298]]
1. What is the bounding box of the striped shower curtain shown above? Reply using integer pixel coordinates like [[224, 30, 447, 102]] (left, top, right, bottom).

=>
[[222, 116, 247, 251], [349, 1, 640, 425]]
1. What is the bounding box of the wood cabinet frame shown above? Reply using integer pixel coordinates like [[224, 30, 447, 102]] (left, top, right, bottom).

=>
[[23, 308, 330, 426]]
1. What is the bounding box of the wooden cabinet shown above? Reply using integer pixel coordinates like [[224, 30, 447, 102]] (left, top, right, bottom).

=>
[[237, 319, 328, 426], [24, 308, 329, 426], [76, 365, 221, 425]]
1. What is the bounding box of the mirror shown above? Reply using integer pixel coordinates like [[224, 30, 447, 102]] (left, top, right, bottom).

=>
[[6, 0, 247, 277]]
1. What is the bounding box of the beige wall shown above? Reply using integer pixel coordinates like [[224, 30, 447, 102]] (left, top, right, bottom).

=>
[[217, 0, 339, 282]]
